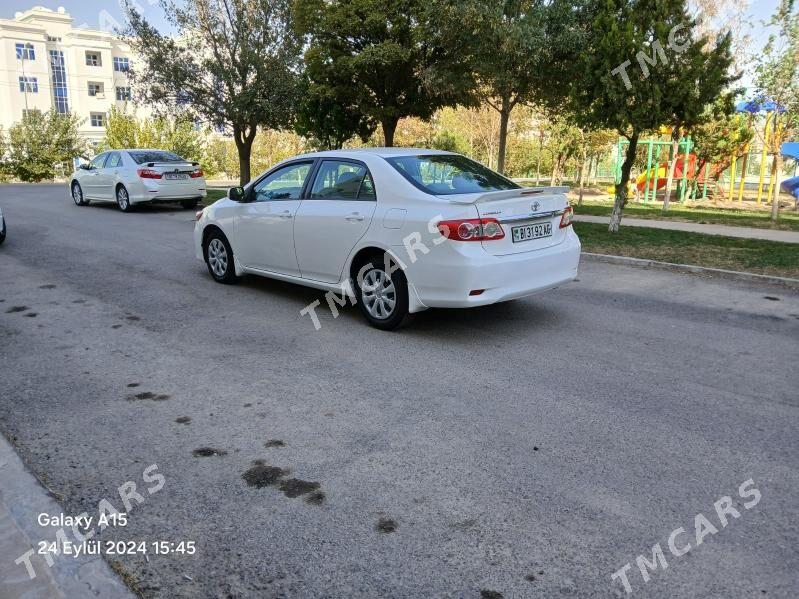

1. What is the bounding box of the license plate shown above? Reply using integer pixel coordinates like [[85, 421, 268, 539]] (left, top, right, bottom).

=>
[[512, 222, 552, 243], [164, 173, 189, 180]]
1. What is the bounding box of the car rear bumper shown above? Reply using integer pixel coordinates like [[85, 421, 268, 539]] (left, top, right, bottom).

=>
[[129, 179, 207, 203], [402, 227, 581, 310]]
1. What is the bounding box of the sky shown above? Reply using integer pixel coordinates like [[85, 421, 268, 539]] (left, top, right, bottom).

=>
[[0, 0, 783, 91]]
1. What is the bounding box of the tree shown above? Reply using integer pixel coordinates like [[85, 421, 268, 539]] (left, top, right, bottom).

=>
[[123, 0, 302, 184], [294, 74, 375, 150], [560, 0, 735, 231], [429, 0, 577, 174], [689, 98, 753, 199], [6, 110, 87, 182], [755, 0, 799, 222], [296, 0, 467, 147], [103, 107, 204, 161]]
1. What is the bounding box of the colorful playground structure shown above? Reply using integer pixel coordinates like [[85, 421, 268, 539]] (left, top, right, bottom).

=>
[[612, 101, 798, 205]]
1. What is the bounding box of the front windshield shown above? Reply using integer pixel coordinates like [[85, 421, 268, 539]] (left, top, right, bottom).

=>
[[385, 154, 519, 195]]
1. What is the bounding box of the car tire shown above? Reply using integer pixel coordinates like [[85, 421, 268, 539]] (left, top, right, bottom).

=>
[[181, 198, 199, 210], [71, 182, 88, 206], [355, 254, 409, 330], [116, 185, 133, 212], [204, 230, 237, 284], [0, 219, 5, 245]]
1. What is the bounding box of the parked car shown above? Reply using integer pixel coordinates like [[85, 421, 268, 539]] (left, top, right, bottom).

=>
[[194, 149, 580, 330], [0, 206, 5, 245], [70, 149, 206, 212]]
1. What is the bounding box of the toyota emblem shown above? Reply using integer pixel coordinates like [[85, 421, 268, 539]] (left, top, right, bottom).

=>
[[531, 201, 541, 212]]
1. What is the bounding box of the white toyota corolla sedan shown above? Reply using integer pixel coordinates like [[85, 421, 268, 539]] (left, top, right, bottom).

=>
[[70, 149, 206, 212], [194, 148, 580, 330]]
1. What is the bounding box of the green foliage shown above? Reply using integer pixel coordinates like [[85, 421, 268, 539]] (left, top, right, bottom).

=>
[[102, 107, 204, 162], [123, 0, 303, 183], [296, 0, 467, 146], [560, 0, 736, 229], [294, 75, 374, 150], [755, 0, 799, 148], [690, 98, 754, 174], [6, 110, 87, 182]]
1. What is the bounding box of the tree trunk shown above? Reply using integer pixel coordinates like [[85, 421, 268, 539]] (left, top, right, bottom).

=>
[[497, 100, 511, 175], [609, 133, 639, 233], [382, 118, 398, 147], [770, 153, 782, 223], [233, 125, 257, 186], [662, 132, 680, 212], [578, 145, 587, 206], [536, 130, 543, 185]]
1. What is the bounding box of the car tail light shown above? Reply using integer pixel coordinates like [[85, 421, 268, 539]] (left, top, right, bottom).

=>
[[437, 218, 505, 241], [190, 169, 204, 178], [559, 206, 573, 228], [137, 168, 162, 179]]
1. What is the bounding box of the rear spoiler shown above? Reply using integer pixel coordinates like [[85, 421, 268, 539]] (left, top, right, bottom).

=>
[[144, 161, 200, 167], [446, 186, 570, 204]]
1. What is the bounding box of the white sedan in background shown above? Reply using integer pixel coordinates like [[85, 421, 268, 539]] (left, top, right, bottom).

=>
[[195, 148, 580, 330], [70, 149, 206, 212]]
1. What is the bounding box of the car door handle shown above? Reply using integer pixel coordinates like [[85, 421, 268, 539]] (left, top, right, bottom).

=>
[[278, 210, 293, 219], [345, 213, 365, 222]]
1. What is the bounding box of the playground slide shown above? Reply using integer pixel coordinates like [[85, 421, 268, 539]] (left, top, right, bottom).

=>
[[636, 154, 699, 192]]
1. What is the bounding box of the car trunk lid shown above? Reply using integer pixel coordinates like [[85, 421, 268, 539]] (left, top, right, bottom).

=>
[[438, 187, 570, 256]]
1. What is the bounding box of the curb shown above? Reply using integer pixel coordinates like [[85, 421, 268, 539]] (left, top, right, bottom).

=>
[[581, 252, 799, 289]]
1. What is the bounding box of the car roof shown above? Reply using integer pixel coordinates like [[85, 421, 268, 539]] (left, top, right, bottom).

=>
[[297, 147, 456, 160]]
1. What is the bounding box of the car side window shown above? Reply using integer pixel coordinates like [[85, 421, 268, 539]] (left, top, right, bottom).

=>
[[310, 160, 375, 201], [89, 153, 107, 169], [252, 162, 312, 201], [105, 152, 122, 168]]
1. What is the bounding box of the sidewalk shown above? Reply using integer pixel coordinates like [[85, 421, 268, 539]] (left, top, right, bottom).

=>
[[574, 214, 799, 244], [0, 435, 134, 599]]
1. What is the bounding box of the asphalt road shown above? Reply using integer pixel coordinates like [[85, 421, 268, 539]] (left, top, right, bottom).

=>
[[1, 184, 798, 599]]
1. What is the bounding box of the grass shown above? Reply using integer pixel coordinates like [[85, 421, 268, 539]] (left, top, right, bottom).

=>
[[574, 222, 799, 279], [203, 188, 228, 204], [573, 199, 799, 232]]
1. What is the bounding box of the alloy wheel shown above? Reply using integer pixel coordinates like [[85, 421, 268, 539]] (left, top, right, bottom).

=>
[[72, 184, 83, 205], [361, 268, 396, 320], [207, 238, 228, 278], [117, 187, 130, 211]]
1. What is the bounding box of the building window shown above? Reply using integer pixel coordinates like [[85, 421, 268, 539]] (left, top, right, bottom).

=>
[[15, 42, 35, 60], [115, 86, 132, 101], [90, 113, 106, 127], [49, 50, 69, 114], [18, 76, 38, 93], [85, 51, 101, 67], [88, 82, 104, 97], [113, 56, 130, 72]]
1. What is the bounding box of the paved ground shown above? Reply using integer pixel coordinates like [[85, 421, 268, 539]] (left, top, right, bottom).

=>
[[574, 214, 799, 243], [1, 183, 798, 599]]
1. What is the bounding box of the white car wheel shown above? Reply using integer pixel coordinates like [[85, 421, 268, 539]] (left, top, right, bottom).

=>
[[71, 182, 87, 206]]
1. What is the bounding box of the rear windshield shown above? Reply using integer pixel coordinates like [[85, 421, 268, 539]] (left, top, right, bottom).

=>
[[385, 154, 519, 195], [128, 150, 185, 165]]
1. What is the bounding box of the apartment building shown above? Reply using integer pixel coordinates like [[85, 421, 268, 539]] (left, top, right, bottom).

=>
[[0, 5, 141, 145]]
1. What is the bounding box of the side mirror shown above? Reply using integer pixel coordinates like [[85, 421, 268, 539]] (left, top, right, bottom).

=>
[[228, 186, 245, 202], [79, 164, 92, 170]]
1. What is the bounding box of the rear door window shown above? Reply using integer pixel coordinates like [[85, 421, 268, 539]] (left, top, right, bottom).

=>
[[105, 152, 122, 168], [310, 160, 375, 200]]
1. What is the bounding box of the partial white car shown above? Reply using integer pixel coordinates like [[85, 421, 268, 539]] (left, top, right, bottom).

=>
[[194, 149, 580, 330], [0, 206, 5, 244], [70, 149, 206, 212]]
